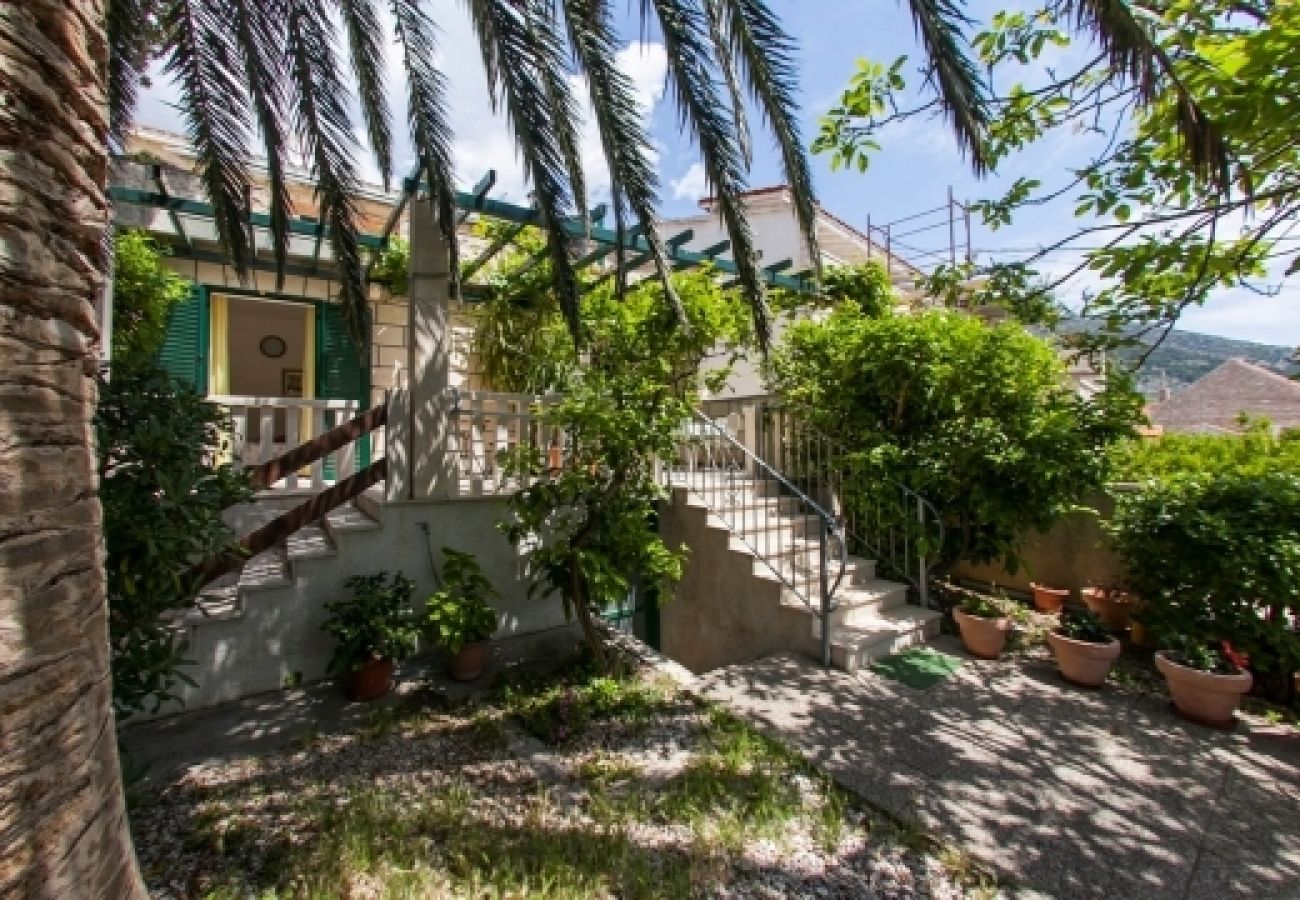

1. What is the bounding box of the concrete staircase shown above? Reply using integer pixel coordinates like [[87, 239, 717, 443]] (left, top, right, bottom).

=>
[[162, 490, 390, 713], [665, 475, 941, 673]]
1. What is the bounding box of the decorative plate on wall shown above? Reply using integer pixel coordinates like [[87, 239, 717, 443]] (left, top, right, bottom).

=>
[[259, 335, 287, 359]]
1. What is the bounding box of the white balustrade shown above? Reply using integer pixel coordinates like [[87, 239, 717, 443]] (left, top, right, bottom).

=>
[[210, 395, 364, 493], [449, 390, 562, 496]]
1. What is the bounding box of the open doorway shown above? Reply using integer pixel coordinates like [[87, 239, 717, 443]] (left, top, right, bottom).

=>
[[216, 295, 314, 447]]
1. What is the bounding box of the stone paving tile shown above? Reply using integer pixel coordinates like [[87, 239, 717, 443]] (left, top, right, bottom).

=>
[[701, 650, 1300, 899]]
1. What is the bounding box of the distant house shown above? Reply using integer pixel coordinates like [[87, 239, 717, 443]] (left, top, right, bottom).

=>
[[1146, 358, 1300, 434]]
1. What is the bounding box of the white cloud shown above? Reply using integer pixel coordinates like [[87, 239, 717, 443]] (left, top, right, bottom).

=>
[[671, 162, 709, 202]]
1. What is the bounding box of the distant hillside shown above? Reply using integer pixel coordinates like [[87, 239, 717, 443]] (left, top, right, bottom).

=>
[[1134, 330, 1297, 391], [1055, 318, 1297, 395]]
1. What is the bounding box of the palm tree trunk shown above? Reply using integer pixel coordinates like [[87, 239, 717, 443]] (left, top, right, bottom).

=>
[[0, 1, 146, 896]]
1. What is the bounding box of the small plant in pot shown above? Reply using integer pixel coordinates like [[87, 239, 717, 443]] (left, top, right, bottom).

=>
[[953, 594, 1012, 660], [1048, 608, 1121, 688], [1156, 635, 1253, 729], [323, 572, 420, 701], [1029, 583, 1070, 614], [425, 548, 500, 681]]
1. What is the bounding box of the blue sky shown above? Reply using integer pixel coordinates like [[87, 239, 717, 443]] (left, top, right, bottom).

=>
[[134, 0, 1298, 347]]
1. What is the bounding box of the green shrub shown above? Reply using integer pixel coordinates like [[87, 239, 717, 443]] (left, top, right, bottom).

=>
[[97, 363, 251, 718], [425, 548, 500, 654], [771, 307, 1142, 572], [961, 594, 1006, 619], [1110, 472, 1300, 698], [324, 573, 421, 674], [369, 238, 409, 295], [111, 230, 190, 368], [1110, 419, 1300, 482], [1161, 635, 1248, 676], [1056, 608, 1111, 644]]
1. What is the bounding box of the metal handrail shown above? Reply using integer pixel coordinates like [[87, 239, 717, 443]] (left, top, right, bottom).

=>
[[755, 402, 944, 610], [666, 410, 848, 666]]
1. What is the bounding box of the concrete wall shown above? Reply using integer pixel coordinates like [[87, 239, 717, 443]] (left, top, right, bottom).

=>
[[166, 495, 572, 714], [950, 493, 1128, 595], [657, 491, 813, 673]]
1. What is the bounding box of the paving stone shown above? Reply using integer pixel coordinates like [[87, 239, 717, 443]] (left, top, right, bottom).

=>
[[702, 650, 1300, 899]]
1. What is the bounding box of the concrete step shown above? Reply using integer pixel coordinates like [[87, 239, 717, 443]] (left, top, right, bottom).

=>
[[324, 501, 381, 535], [239, 545, 291, 593], [825, 607, 943, 673], [286, 523, 335, 562], [733, 512, 822, 540]]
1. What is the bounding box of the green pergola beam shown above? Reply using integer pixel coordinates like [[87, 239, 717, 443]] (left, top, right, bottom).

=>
[[765, 258, 793, 275], [455, 170, 498, 227], [673, 238, 729, 270], [108, 187, 388, 249], [110, 184, 814, 293], [152, 165, 190, 248]]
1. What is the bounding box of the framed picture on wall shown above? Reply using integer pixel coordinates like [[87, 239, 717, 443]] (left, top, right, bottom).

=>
[[282, 368, 303, 397]]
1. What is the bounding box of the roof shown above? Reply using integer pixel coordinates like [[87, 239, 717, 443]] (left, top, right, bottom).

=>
[[1146, 358, 1300, 434], [695, 183, 925, 279]]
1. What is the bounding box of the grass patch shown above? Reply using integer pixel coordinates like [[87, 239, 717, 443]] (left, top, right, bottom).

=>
[[134, 658, 998, 898]]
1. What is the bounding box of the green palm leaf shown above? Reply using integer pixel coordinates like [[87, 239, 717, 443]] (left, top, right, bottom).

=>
[[390, 0, 462, 290], [232, 0, 293, 287], [466, 0, 583, 339], [338, 0, 395, 191], [163, 0, 254, 272], [561, 0, 686, 323], [285, 0, 369, 341], [646, 0, 771, 346], [710, 0, 820, 273]]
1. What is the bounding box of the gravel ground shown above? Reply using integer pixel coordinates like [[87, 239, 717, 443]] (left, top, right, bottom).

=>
[[128, 665, 995, 899]]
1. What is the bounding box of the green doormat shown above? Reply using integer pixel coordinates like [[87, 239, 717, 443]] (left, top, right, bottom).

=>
[[871, 648, 963, 690]]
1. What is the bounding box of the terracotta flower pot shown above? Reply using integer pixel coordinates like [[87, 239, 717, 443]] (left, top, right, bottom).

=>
[[1048, 631, 1121, 688], [449, 640, 491, 681], [1155, 653, 1252, 729], [346, 657, 395, 701], [954, 609, 1011, 659], [1030, 583, 1069, 614], [1081, 587, 1134, 631]]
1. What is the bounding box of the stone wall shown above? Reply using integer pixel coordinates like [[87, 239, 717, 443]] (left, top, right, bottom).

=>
[[950, 492, 1129, 594]]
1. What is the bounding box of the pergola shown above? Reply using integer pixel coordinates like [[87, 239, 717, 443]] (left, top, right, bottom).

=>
[[108, 164, 817, 300]]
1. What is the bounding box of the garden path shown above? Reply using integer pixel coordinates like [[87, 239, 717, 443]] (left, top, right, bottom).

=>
[[700, 635, 1300, 899]]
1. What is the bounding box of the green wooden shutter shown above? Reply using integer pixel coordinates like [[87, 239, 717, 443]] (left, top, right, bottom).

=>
[[155, 285, 209, 392], [315, 302, 372, 472]]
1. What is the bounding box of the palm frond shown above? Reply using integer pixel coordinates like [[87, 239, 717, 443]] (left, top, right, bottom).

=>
[[338, 0, 395, 190], [711, 0, 819, 273], [466, 0, 582, 340], [704, 0, 753, 168], [904, 0, 991, 172], [163, 0, 254, 271], [1062, 0, 1229, 186], [561, 0, 685, 323], [232, 0, 293, 287], [527, 6, 589, 232], [390, 0, 462, 292], [107, 0, 161, 147], [285, 0, 369, 341], [646, 0, 770, 346]]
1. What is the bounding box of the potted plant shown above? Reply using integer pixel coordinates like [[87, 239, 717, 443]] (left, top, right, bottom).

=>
[[425, 548, 500, 681], [323, 572, 420, 701], [1080, 585, 1135, 632], [953, 594, 1012, 659], [1048, 608, 1121, 688], [1155, 636, 1253, 729], [1030, 582, 1069, 614]]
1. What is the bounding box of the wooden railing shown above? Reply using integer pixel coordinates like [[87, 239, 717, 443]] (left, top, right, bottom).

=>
[[211, 395, 373, 492], [193, 402, 388, 586], [450, 389, 562, 496]]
